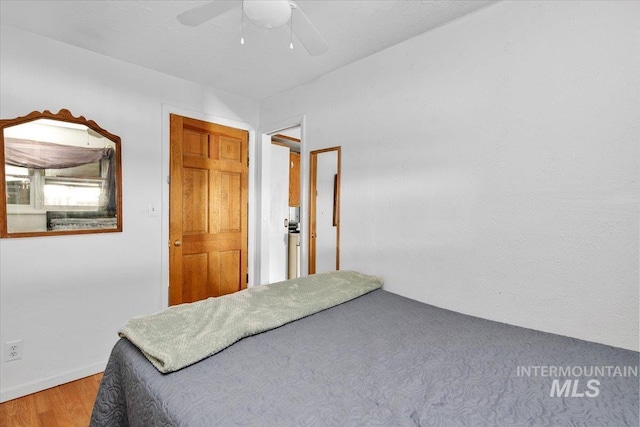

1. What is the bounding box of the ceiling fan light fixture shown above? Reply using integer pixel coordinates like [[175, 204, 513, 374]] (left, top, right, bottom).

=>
[[243, 0, 291, 29]]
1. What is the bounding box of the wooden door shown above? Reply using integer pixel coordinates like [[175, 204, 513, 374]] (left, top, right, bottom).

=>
[[289, 152, 300, 207], [169, 114, 248, 305]]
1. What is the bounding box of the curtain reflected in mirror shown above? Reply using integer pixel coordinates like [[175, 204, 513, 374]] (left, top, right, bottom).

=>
[[1, 110, 122, 237]]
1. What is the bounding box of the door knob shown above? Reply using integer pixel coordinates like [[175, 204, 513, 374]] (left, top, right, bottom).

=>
[[174, 240, 182, 247]]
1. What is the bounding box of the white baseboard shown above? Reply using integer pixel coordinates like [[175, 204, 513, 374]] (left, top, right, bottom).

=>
[[0, 360, 107, 403]]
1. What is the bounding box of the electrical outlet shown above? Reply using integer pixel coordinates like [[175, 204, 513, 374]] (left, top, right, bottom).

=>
[[5, 340, 22, 361]]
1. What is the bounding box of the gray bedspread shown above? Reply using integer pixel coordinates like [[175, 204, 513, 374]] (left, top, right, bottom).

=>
[[91, 290, 639, 426]]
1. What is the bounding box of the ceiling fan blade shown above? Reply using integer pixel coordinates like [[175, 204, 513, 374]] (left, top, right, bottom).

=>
[[177, 0, 240, 27], [290, 2, 328, 56]]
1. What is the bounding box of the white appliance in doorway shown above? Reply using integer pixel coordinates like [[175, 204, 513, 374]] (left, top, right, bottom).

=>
[[288, 232, 300, 279]]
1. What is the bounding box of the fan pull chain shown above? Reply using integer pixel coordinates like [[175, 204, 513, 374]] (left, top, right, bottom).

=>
[[289, 7, 294, 50], [240, 4, 245, 45]]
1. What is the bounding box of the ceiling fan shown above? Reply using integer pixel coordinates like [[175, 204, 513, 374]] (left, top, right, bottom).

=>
[[177, 0, 329, 56]]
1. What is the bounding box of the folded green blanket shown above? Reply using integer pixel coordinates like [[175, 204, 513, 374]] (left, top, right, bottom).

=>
[[119, 270, 383, 373]]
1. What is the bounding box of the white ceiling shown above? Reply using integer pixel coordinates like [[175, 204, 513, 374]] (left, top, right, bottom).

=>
[[0, 0, 497, 101]]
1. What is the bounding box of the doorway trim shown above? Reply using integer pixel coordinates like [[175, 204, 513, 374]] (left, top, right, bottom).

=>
[[256, 114, 306, 286], [161, 103, 256, 308]]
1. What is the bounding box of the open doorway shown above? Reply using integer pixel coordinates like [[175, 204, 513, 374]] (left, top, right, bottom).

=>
[[256, 117, 305, 286], [268, 128, 301, 283]]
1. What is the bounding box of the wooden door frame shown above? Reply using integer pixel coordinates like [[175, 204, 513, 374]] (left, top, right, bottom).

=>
[[308, 146, 341, 274]]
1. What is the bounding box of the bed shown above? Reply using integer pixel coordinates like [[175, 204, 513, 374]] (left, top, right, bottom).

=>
[[46, 210, 117, 231], [90, 271, 639, 426]]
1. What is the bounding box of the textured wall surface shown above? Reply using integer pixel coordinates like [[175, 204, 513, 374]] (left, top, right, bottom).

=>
[[260, 0, 640, 351], [0, 25, 259, 401]]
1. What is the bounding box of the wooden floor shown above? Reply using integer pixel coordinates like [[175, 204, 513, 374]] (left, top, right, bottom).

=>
[[0, 373, 102, 427]]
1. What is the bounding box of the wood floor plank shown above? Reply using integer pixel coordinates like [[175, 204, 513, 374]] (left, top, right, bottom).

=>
[[0, 401, 13, 424], [45, 387, 76, 427], [36, 411, 55, 427], [60, 381, 91, 421], [0, 403, 8, 427], [32, 391, 52, 416], [4, 395, 39, 427], [75, 374, 102, 417], [0, 373, 102, 427]]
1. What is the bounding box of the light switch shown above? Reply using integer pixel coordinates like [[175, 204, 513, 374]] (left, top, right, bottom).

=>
[[148, 203, 159, 217]]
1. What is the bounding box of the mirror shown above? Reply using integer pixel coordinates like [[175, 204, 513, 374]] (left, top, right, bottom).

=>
[[309, 146, 340, 274], [0, 109, 122, 237]]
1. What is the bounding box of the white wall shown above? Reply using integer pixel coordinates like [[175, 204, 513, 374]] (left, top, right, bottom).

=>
[[269, 143, 291, 283], [259, 1, 639, 351], [0, 25, 259, 401]]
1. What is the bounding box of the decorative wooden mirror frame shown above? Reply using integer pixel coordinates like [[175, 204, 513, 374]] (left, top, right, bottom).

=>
[[0, 109, 122, 238]]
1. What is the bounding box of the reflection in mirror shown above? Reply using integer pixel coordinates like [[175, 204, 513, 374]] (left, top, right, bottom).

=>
[[1, 110, 122, 237], [309, 146, 341, 275]]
